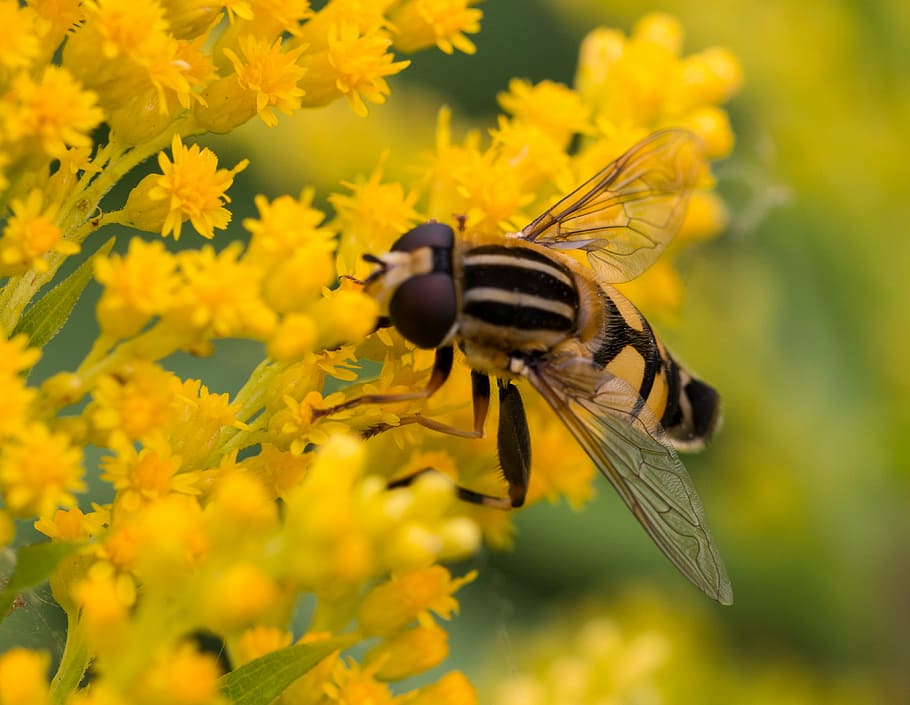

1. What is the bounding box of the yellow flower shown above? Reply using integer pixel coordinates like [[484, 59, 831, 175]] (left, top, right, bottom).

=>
[[266, 312, 319, 361], [232, 626, 293, 666], [87, 362, 179, 445], [0, 335, 41, 378], [123, 135, 249, 241], [364, 623, 449, 680], [1, 65, 103, 160], [0, 2, 44, 73], [0, 189, 79, 275], [133, 642, 225, 705], [299, 21, 410, 116], [405, 671, 478, 705], [358, 565, 476, 636], [165, 377, 244, 470], [27, 0, 84, 59], [310, 288, 380, 350], [197, 36, 306, 132], [203, 471, 279, 548], [34, 506, 99, 542], [239, 443, 312, 498], [72, 562, 136, 648], [0, 648, 51, 705], [0, 423, 85, 518], [391, 0, 482, 55], [497, 78, 591, 147], [94, 238, 180, 339], [130, 494, 209, 583], [165, 243, 276, 339], [200, 562, 278, 632], [100, 443, 189, 513], [330, 160, 421, 276], [244, 191, 336, 270], [323, 659, 396, 705]]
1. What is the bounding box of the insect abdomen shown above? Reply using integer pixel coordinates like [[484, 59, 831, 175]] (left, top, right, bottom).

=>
[[459, 244, 579, 351], [593, 285, 719, 450]]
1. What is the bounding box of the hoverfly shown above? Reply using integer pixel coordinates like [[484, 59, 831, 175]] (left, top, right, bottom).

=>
[[315, 129, 733, 605]]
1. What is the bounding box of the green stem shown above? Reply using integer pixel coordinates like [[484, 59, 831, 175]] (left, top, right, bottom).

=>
[[0, 120, 196, 336], [49, 618, 91, 705]]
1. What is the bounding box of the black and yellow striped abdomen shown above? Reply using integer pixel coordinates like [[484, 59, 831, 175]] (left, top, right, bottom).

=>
[[456, 240, 719, 450]]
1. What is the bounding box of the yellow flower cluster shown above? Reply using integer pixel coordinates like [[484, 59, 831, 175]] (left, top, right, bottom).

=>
[[0, 4, 738, 705], [482, 591, 889, 705]]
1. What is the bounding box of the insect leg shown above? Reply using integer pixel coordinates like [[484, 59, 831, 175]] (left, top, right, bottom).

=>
[[312, 346, 455, 419], [383, 372, 513, 510], [386, 467, 512, 510], [496, 380, 531, 508], [402, 371, 489, 438]]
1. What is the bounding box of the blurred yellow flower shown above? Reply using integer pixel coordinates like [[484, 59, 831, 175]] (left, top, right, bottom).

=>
[[0, 190, 79, 276], [391, 0, 482, 55], [0, 648, 51, 705], [0, 423, 85, 518]]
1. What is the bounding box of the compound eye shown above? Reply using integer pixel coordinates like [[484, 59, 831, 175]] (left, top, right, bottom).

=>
[[389, 273, 457, 349], [391, 222, 454, 253]]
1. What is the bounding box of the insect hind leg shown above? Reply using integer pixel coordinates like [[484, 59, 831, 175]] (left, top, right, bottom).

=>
[[386, 468, 512, 510], [385, 379, 531, 511]]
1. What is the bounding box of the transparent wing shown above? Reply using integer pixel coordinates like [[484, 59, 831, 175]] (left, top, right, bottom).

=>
[[521, 352, 733, 604], [520, 129, 702, 283]]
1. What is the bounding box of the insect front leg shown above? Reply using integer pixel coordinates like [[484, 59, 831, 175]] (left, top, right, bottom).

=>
[[312, 345, 456, 420], [386, 377, 530, 511]]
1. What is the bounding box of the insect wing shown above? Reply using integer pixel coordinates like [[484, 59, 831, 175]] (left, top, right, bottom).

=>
[[522, 352, 733, 604], [520, 129, 702, 283]]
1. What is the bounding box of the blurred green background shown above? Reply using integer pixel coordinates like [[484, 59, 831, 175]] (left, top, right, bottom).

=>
[[18, 0, 910, 701]]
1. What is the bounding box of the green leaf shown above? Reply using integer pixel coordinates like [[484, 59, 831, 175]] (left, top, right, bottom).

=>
[[12, 237, 116, 349], [220, 635, 356, 705], [0, 541, 83, 618]]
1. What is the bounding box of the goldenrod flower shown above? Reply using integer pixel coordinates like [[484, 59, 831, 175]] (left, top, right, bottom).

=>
[[358, 565, 476, 637], [330, 161, 421, 275], [364, 623, 449, 680], [0, 648, 51, 705], [233, 627, 293, 667], [122, 135, 249, 241], [200, 562, 278, 632], [0, 190, 79, 276], [299, 21, 410, 116], [197, 37, 306, 132], [166, 244, 276, 338], [0, 423, 85, 518], [72, 562, 136, 645], [87, 362, 180, 445], [94, 238, 180, 339], [0, 2, 45, 73], [405, 671, 478, 705], [323, 660, 396, 705], [1, 65, 103, 160], [497, 78, 591, 148], [391, 0, 482, 55], [134, 642, 225, 705]]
